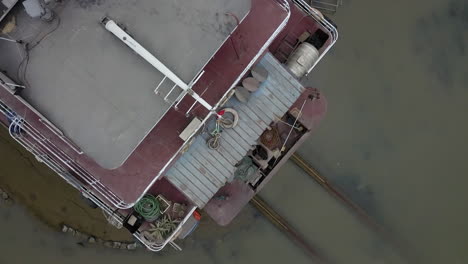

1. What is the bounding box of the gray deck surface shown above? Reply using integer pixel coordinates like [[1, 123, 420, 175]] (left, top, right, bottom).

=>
[[0, 0, 250, 169], [166, 53, 305, 208]]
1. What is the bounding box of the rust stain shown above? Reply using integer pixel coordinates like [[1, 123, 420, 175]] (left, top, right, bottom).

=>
[[198, 167, 207, 175]]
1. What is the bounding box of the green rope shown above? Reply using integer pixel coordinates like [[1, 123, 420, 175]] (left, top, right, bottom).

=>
[[134, 195, 160, 220], [234, 157, 257, 181]]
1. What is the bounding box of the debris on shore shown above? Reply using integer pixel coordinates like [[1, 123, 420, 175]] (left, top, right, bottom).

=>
[[61, 224, 140, 251], [0, 187, 14, 206]]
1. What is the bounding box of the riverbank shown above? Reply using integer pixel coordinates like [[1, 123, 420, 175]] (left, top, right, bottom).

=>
[[0, 126, 132, 242]]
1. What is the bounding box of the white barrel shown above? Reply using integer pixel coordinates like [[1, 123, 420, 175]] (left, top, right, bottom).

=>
[[285, 42, 319, 78]]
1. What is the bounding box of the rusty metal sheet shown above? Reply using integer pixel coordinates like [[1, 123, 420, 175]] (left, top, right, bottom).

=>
[[166, 52, 306, 208]]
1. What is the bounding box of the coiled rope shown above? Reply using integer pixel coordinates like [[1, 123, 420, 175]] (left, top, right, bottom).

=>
[[134, 195, 160, 221]]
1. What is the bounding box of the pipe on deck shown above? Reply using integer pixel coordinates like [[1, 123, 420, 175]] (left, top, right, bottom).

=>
[[101, 17, 213, 111]]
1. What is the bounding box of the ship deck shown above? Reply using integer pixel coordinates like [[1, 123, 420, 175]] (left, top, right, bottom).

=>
[[0, 0, 249, 169], [0, 0, 291, 207], [165, 52, 306, 208]]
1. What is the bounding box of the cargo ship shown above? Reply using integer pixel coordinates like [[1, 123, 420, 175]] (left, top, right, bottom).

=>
[[0, 0, 337, 251]]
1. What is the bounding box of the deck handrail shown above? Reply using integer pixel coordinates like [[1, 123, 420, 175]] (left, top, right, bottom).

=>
[[133, 206, 198, 252], [1, 101, 121, 215], [0, 101, 129, 209], [1, 101, 196, 252], [292, 0, 339, 74], [12, 120, 127, 207]]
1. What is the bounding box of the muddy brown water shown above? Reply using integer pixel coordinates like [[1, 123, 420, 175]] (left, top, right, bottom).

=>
[[1, 0, 468, 263]]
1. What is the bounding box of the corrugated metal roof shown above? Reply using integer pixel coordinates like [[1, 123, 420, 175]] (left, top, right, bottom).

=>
[[166, 52, 305, 208]]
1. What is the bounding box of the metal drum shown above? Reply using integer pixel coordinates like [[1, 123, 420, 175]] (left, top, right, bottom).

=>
[[285, 42, 319, 78]]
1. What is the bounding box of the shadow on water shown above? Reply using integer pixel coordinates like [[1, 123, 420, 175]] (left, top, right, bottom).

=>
[[297, 0, 468, 263], [329, 171, 377, 219], [259, 161, 406, 264]]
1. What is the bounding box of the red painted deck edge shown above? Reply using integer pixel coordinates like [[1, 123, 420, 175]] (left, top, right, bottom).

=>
[[0, 0, 289, 206], [202, 1, 337, 225]]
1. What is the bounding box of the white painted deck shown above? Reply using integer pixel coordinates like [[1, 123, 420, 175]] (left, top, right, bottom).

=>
[[0, 0, 250, 169]]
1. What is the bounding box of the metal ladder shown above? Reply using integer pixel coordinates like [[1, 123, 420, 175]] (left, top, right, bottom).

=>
[[154, 69, 206, 113], [275, 34, 298, 63]]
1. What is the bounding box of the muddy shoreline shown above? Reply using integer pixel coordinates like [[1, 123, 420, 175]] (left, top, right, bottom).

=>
[[0, 125, 261, 252], [0, 126, 133, 242]]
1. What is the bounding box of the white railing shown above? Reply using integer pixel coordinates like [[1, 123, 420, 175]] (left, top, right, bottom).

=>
[[179, 0, 290, 117], [11, 93, 84, 154], [0, 72, 84, 155], [0, 101, 129, 209], [1, 101, 196, 252], [292, 0, 339, 75], [1, 101, 122, 218], [133, 206, 197, 252]]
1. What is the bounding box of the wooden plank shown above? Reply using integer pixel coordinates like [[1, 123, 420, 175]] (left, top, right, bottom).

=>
[[223, 127, 252, 151], [234, 117, 261, 140], [245, 97, 279, 123], [166, 174, 205, 207], [261, 53, 304, 93], [178, 156, 220, 192], [191, 152, 231, 183], [190, 140, 233, 175], [168, 167, 209, 205], [264, 80, 296, 105], [264, 65, 302, 100], [176, 161, 216, 197], [183, 152, 225, 187], [166, 52, 309, 208], [236, 101, 271, 128], [192, 138, 235, 177], [229, 101, 265, 134], [221, 131, 249, 158], [259, 85, 289, 113]]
